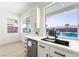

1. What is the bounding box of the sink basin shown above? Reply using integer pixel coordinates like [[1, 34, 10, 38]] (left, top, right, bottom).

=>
[[55, 39, 69, 46], [41, 38, 69, 46], [41, 38, 55, 43]]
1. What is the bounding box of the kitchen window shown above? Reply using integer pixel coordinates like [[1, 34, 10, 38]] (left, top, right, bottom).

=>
[[46, 9, 78, 40]]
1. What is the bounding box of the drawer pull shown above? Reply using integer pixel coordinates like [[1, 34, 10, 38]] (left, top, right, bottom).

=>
[[55, 51, 65, 57], [46, 54, 48, 57], [39, 45, 45, 48]]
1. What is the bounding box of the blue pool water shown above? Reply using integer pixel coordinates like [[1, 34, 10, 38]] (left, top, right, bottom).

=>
[[56, 32, 78, 39], [62, 32, 77, 37]]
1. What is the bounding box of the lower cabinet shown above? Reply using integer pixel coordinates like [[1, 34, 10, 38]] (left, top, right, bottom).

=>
[[49, 47, 67, 57], [38, 49, 49, 57], [24, 38, 28, 57], [38, 42, 49, 57], [49, 47, 78, 57], [38, 42, 79, 57]]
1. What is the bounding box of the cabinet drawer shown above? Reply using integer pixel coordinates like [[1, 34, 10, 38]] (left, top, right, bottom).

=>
[[50, 47, 79, 57], [50, 47, 66, 57], [54, 48, 66, 57], [38, 43, 49, 51]]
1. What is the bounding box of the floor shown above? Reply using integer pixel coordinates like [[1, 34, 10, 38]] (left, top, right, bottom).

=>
[[0, 41, 25, 57]]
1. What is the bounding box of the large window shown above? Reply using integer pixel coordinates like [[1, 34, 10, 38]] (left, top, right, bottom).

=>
[[23, 17, 31, 33], [7, 18, 18, 33], [46, 9, 78, 40]]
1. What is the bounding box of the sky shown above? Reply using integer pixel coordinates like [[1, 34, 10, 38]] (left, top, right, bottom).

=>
[[46, 9, 78, 28]]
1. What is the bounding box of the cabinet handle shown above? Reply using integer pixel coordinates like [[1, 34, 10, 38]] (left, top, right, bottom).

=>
[[46, 54, 48, 57], [54, 51, 65, 57], [39, 45, 45, 48]]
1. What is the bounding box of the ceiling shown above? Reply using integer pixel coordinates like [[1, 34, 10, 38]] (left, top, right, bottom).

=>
[[46, 2, 78, 16], [0, 2, 51, 16], [0, 2, 34, 15]]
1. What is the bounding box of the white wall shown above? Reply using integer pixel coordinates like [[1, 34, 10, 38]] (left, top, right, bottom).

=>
[[19, 7, 37, 40], [0, 9, 20, 45]]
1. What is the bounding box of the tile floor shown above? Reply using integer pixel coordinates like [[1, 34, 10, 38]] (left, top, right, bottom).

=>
[[0, 41, 25, 57]]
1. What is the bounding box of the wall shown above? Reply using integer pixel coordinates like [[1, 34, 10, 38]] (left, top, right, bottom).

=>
[[19, 7, 37, 40], [0, 9, 20, 45]]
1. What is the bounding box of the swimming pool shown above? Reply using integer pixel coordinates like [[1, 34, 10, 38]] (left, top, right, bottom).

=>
[[56, 32, 78, 39]]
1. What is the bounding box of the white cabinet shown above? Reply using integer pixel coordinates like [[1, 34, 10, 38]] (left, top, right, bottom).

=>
[[38, 48, 49, 57], [50, 47, 66, 57], [38, 42, 79, 57], [23, 38, 28, 56], [50, 46, 79, 57], [38, 42, 50, 57]]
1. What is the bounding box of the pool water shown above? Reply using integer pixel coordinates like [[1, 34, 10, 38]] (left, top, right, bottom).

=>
[[56, 32, 78, 39]]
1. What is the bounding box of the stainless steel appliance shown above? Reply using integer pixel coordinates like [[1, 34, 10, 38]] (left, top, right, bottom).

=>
[[27, 38, 38, 57]]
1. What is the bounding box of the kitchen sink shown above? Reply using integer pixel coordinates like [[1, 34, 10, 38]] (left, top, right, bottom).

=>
[[41, 38, 55, 43], [41, 38, 69, 46]]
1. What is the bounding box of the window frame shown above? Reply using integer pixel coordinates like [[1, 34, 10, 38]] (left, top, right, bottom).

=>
[[45, 3, 79, 40]]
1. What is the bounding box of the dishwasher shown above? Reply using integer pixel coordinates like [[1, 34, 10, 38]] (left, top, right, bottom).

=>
[[27, 38, 38, 57]]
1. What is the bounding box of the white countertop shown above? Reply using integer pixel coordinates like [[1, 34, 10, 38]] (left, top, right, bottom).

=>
[[24, 35, 79, 55]]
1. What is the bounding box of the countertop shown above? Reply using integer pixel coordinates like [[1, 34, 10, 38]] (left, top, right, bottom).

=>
[[24, 35, 79, 55]]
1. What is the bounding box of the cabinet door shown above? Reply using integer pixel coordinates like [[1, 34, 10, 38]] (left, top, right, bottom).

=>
[[38, 49, 49, 57], [50, 47, 79, 57], [50, 47, 66, 57], [38, 43, 49, 57], [64, 51, 79, 57]]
